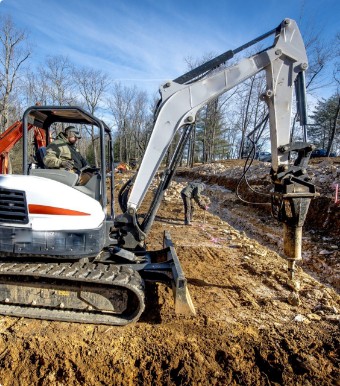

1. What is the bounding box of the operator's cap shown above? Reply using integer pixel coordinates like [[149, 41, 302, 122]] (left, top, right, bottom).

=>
[[65, 126, 81, 139]]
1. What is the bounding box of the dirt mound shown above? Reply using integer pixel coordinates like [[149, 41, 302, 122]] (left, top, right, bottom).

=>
[[177, 158, 340, 236], [0, 162, 339, 385]]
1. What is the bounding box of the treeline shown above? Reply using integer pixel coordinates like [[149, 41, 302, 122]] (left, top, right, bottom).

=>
[[0, 14, 339, 169]]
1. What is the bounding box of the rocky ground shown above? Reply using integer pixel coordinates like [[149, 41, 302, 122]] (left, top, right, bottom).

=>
[[0, 158, 338, 385]]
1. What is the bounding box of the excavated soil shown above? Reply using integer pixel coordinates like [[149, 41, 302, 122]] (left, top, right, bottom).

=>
[[0, 160, 339, 385]]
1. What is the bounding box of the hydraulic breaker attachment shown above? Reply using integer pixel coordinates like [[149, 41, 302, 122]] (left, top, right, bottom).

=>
[[272, 173, 318, 301], [271, 142, 319, 296]]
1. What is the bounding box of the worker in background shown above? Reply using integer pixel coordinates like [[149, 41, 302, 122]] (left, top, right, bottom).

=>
[[181, 182, 208, 226], [43, 126, 92, 185], [115, 162, 130, 174], [129, 159, 138, 169]]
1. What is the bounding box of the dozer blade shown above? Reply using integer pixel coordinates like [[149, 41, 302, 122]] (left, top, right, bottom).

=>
[[163, 231, 196, 316], [142, 231, 196, 316], [173, 284, 196, 316]]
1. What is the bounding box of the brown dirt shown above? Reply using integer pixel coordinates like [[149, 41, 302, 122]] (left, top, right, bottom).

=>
[[0, 161, 339, 385]]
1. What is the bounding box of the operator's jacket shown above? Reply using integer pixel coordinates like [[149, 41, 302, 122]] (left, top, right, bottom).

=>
[[181, 182, 206, 209], [43, 132, 88, 171]]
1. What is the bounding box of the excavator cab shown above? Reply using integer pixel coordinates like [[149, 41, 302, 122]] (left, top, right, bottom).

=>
[[21, 105, 114, 207]]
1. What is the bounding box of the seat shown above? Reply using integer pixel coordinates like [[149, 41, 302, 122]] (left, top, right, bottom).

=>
[[74, 174, 101, 200], [29, 169, 78, 187], [29, 168, 101, 200], [35, 147, 47, 169]]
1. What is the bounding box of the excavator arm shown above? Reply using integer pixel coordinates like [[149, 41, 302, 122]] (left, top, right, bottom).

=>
[[115, 19, 317, 287], [0, 121, 46, 174], [129, 18, 308, 208]]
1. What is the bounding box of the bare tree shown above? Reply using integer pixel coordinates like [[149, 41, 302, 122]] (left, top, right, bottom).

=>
[[73, 67, 109, 114], [296, 6, 334, 95], [42, 55, 75, 106], [73, 67, 110, 166], [184, 54, 237, 164], [107, 83, 151, 165], [129, 89, 149, 162], [22, 68, 50, 106], [107, 83, 139, 163], [237, 78, 255, 159], [290, 26, 340, 149], [225, 71, 267, 160], [0, 15, 31, 131]]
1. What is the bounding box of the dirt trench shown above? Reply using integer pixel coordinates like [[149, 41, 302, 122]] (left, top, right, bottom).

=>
[[0, 165, 339, 385]]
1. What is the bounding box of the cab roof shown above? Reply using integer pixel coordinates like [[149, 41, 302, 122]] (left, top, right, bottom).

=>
[[24, 105, 110, 133]]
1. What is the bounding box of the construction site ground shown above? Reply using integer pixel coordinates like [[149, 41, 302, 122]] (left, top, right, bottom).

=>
[[0, 158, 339, 385]]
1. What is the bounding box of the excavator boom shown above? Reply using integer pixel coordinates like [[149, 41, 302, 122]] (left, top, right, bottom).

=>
[[116, 18, 317, 286], [128, 18, 308, 210]]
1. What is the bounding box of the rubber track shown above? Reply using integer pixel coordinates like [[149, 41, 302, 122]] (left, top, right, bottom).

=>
[[0, 261, 145, 325]]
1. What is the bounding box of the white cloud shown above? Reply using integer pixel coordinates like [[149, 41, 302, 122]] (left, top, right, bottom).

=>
[[1, 0, 338, 99]]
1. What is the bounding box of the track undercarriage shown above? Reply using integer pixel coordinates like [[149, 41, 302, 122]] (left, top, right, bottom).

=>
[[0, 232, 195, 325]]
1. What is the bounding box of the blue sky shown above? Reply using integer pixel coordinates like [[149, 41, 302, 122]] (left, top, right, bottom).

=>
[[0, 0, 339, 99]]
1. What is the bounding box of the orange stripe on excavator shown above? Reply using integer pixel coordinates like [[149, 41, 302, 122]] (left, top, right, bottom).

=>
[[28, 204, 90, 216]]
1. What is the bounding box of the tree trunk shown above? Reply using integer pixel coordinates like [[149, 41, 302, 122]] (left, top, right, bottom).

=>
[[238, 78, 255, 159], [327, 96, 340, 155]]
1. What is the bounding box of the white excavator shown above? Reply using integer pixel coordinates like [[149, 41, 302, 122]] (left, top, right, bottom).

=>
[[0, 19, 317, 325]]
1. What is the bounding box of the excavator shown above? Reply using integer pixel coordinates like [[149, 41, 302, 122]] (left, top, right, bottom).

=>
[[0, 19, 317, 325]]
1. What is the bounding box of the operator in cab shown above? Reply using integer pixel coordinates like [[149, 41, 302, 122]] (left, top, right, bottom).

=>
[[43, 126, 92, 185]]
